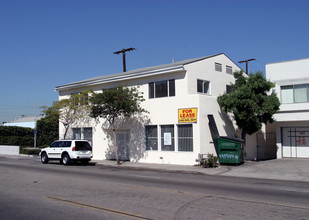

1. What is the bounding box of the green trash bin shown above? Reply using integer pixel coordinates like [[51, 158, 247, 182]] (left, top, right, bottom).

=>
[[217, 136, 244, 164]]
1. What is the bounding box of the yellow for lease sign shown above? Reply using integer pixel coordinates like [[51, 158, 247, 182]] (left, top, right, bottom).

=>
[[178, 108, 197, 123]]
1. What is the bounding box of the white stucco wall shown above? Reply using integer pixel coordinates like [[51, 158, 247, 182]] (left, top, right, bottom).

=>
[[266, 58, 309, 81], [266, 58, 309, 122], [186, 54, 237, 96], [0, 145, 19, 155]]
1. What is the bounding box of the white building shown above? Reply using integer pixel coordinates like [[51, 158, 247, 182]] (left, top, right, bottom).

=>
[[56, 53, 245, 165], [3, 115, 43, 129], [266, 57, 309, 158]]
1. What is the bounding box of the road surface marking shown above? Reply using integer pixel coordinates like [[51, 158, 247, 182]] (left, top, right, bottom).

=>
[[44, 196, 152, 220], [129, 174, 161, 180], [120, 184, 204, 197]]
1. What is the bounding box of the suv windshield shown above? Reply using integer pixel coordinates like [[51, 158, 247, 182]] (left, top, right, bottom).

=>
[[75, 141, 92, 151]]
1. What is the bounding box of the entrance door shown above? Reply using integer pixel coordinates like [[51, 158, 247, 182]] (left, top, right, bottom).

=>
[[256, 133, 276, 160], [116, 131, 130, 161], [282, 127, 309, 158]]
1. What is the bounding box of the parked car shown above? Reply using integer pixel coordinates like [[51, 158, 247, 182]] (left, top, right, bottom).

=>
[[40, 140, 92, 165]]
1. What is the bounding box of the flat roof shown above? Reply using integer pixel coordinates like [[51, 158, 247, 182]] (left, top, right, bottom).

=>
[[266, 57, 309, 66], [6, 116, 43, 123]]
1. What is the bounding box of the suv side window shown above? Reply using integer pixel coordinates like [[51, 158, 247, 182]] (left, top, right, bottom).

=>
[[59, 141, 72, 148], [51, 141, 60, 148]]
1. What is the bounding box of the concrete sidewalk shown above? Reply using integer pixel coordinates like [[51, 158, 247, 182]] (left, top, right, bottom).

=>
[[93, 158, 309, 182]]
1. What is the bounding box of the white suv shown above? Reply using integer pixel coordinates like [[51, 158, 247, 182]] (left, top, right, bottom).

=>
[[40, 140, 92, 165]]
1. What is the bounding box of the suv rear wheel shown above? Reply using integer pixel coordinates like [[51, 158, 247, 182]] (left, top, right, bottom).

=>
[[62, 154, 71, 165]]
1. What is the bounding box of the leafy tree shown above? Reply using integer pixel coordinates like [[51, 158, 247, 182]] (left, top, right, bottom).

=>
[[36, 91, 90, 144], [36, 105, 59, 146], [217, 70, 280, 144], [89, 86, 147, 164], [55, 91, 91, 139]]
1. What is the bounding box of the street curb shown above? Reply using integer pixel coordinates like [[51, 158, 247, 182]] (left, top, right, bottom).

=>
[[94, 162, 208, 175]]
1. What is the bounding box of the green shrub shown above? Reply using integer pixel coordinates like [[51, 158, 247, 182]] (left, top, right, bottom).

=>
[[36, 106, 59, 146], [20, 147, 41, 155], [39, 145, 49, 149], [0, 126, 34, 147], [200, 153, 219, 168]]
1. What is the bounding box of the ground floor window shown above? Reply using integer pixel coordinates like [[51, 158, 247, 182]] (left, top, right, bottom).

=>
[[161, 125, 175, 151], [178, 124, 193, 151], [72, 127, 93, 145], [145, 124, 193, 152], [72, 128, 81, 139], [145, 125, 158, 150], [282, 127, 309, 158]]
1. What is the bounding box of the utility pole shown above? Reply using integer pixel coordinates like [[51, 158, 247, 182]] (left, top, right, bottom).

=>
[[238, 58, 256, 75], [113, 48, 136, 72]]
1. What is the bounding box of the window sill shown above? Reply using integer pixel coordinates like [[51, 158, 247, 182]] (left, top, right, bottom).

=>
[[197, 92, 211, 96]]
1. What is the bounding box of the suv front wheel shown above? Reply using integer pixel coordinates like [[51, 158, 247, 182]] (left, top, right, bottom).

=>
[[41, 152, 49, 164], [62, 154, 71, 165]]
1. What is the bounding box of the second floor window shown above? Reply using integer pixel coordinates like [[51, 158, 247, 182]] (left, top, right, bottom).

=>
[[226, 85, 233, 94], [197, 79, 210, 94], [226, 65, 233, 74], [149, 79, 175, 98], [281, 84, 309, 103], [215, 63, 222, 72], [71, 92, 89, 106]]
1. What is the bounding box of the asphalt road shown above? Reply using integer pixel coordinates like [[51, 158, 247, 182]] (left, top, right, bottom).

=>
[[1, 156, 309, 220]]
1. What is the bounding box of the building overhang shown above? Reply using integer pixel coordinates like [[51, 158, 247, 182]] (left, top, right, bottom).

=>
[[274, 109, 309, 122]]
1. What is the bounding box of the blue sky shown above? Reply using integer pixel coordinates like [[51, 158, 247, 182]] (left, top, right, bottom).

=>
[[0, 0, 308, 123]]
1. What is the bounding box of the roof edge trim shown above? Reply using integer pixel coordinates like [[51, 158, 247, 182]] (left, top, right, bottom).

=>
[[55, 65, 184, 91]]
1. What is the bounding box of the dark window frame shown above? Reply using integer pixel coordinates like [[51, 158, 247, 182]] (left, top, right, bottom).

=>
[[197, 79, 210, 94], [161, 125, 175, 151], [226, 65, 233, 74], [215, 62, 222, 72], [281, 84, 309, 104], [149, 79, 175, 99], [226, 85, 233, 94], [72, 127, 93, 146], [145, 125, 158, 151], [177, 124, 193, 152]]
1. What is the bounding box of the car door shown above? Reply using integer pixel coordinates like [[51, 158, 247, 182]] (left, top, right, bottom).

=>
[[47, 141, 65, 159]]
